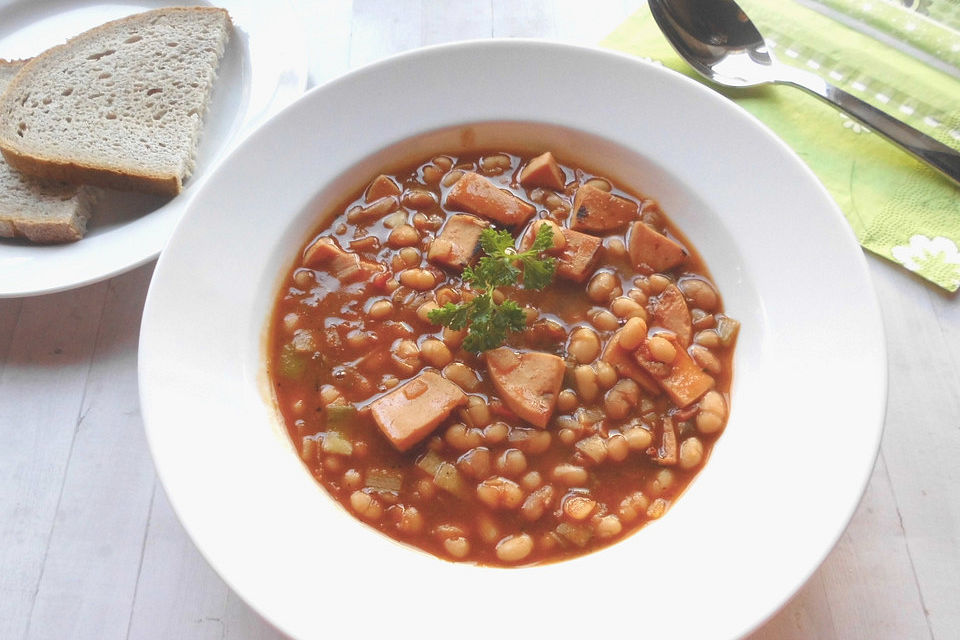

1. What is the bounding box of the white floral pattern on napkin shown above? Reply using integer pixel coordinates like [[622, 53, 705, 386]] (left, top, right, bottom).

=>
[[891, 234, 960, 288]]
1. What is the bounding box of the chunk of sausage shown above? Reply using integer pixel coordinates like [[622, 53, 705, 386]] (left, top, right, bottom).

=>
[[428, 214, 489, 270], [445, 172, 536, 226], [634, 333, 714, 407], [346, 195, 400, 224], [600, 332, 660, 395], [302, 236, 342, 267], [370, 371, 468, 451], [365, 174, 401, 201], [486, 348, 565, 428], [648, 284, 693, 347], [518, 152, 566, 190], [627, 221, 687, 274], [520, 220, 602, 283], [302, 236, 382, 283], [570, 184, 639, 233]]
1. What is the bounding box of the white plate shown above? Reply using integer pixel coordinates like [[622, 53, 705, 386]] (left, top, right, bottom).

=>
[[139, 41, 887, 640], [0, 0, 307, 297]]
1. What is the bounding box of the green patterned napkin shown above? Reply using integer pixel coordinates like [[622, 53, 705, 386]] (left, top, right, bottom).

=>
[[812, 0, 960, 70], [603, 0, 960, 291]]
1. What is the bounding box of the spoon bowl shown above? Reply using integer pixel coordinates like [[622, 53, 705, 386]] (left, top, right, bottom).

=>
[[650, 0, 774, 86], [648, 0, 960, 185]]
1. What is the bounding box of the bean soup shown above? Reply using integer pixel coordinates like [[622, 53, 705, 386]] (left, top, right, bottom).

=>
[[268, 149, 738, 566]]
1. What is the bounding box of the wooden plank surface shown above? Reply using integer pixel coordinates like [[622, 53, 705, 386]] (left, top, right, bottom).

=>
[[0, 284, 108, 639], [25, 265, 157, 640], [0, 2, 956, 639], [869, 259, 960, 640]]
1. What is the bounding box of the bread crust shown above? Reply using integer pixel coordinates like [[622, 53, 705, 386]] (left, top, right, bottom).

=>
[[0, 6, 230, 197], [0, 57, 31, 67], [0, 179, 95, 242], [0, 207, 89, 243], [0, 145, 180, 196]]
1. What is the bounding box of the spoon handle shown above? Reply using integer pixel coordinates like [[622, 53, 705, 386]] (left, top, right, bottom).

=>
[[779, 68, 960, 187]]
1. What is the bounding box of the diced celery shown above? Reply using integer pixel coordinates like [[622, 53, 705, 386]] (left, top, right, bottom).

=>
[[325, 404, 357, 433], [321, 431, 353, 456], [716, 315, 740, 347], [434, 462, 468, 498], [278, 343, 306, 379], [575, 434, 608, 463], [556, 522, 593, 548], [508, 427, 536, 447], [577, 407, 605, 425], [366, 468, 403, 493], [416, 450, 443, 476]]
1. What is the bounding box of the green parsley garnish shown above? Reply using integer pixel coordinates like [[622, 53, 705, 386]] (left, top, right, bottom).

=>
[[429, 224, 557, 352]]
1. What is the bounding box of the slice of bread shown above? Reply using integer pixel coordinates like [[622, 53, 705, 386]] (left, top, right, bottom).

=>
[[0, 59, 95, 243], [0, 7, 231, 196]]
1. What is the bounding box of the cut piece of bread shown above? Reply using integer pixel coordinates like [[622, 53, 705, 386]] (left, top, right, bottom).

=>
[[0, 59, 95, 243], [0, 7, 231, 196]]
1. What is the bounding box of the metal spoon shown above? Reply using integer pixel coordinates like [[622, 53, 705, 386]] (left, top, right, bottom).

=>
[[648, 0, 960, 186]]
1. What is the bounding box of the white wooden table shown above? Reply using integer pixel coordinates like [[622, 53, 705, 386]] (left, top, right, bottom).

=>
[[2, 2, 958, 638]]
